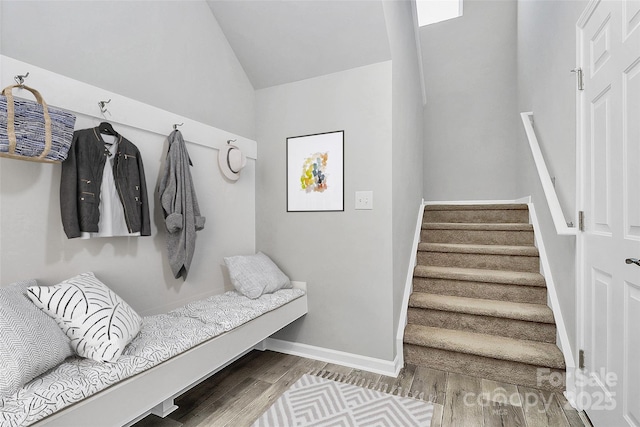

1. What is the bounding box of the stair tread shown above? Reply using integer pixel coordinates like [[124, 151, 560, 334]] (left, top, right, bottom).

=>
[[404, 324, 565, 369], [413, 265, 546, 287], [409, 293, 555, 323], [422, 222, 533, 231], [418, 242, 539, 257], [424, 204, 528, 211]]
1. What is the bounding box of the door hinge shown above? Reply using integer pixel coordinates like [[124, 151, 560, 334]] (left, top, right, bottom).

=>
[[579, 349, 585, 369], [571, 68, 585, 91], [579, 211, 585, 231]]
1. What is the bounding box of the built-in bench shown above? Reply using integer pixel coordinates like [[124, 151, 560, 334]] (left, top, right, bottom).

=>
[[1, 284, 307, 427]]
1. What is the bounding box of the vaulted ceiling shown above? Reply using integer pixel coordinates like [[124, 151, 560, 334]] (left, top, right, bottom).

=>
[[207, 0, 393, 89]]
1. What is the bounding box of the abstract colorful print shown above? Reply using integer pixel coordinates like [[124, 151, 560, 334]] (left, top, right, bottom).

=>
[[300, 152, 328, 193]]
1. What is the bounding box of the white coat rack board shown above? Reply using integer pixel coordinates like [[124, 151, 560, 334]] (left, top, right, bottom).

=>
[[0, 55, 258, 160]]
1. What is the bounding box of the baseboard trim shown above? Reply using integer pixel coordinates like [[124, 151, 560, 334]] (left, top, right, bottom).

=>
[[264, 338, 401, 377], [527, 201, 577, 407], [394, 199, 426, 374], [423, 199, 524, 206]]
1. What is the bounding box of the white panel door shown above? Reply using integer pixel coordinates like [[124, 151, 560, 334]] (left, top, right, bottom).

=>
[[580, 0, 640, 425]]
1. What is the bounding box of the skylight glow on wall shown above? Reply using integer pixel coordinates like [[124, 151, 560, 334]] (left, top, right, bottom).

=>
[[416, 0, 463, 26]]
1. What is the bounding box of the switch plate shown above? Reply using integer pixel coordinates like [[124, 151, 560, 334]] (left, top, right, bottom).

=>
[[355, 191, 373, 210]]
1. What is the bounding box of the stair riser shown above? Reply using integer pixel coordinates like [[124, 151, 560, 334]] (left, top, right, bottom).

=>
[[407, 308, 556, 343], [403, 344, 565, 391], [417, 251, 540, 273], [412, 277, 547, 304], [421, 229, 534, 246], [423, 210, 529, 224]]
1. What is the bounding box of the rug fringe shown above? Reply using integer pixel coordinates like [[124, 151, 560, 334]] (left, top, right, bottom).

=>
[[306, 368, 429, 402]]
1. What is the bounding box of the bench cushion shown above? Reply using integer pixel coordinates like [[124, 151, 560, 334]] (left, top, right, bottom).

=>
[[0, 288, 305, 427]]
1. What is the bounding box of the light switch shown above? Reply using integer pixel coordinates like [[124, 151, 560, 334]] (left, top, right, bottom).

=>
[[355, 191, 373, 210]]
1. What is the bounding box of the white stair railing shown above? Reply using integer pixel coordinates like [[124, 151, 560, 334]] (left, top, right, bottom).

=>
[[520, 112, 577, 236]]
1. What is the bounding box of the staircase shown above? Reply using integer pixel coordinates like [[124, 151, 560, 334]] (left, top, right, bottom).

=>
[[403, 203, 566, 391]]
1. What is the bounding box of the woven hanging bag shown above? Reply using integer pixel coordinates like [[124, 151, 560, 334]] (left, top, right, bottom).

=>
[[0, 85, 76, 163]]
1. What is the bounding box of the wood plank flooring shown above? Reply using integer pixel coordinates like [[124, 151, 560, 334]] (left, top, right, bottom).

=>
[[132, 350, 591, 427]]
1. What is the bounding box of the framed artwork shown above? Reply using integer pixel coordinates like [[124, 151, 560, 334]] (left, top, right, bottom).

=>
[[287, 130, 344, 212]]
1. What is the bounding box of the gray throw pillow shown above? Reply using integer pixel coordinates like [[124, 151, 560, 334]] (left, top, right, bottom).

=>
[[0, 279, 74, 398], [224, 252, 292, 299]]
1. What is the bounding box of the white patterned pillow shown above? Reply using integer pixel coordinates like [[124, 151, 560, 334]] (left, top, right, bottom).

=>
[[224, 252, 292, 299], [0, 279, 74, 398], [27, 272, 142, 363]]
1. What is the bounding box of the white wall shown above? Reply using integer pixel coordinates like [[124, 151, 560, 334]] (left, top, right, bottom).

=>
[[255, 62, 395, 361], [0, 1, 257, 316], [207, 0, 391, 90], [0, 1, 255, 139], [381, 0, 425, 357], [517, 0, 586, 222], [516, 0, 589, 362], [421, 0, 519, 201]]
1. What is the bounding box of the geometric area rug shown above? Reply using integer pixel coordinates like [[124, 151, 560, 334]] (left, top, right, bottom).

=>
[[251, 374, 434, 426]]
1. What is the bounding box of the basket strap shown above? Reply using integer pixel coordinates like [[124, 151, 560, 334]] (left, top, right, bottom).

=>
[[2, 84, 53, 159]]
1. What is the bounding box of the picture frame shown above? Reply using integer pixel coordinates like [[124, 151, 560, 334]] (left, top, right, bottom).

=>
[[286, 130, 344, 212]]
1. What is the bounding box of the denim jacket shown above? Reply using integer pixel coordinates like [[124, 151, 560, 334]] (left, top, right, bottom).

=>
[[60, 127, 151, 239]]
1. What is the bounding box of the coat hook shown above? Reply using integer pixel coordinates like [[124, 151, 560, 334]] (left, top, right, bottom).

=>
[[173, 123, 184, 130], [14, 72, 30, 87], [98, 99, 112, 115]]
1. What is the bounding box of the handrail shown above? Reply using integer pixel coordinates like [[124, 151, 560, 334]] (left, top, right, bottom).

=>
[[520, 112, 577, 236]]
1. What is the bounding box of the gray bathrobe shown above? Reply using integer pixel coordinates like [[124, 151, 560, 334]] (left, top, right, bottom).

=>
[[158, 130, 205, 279]]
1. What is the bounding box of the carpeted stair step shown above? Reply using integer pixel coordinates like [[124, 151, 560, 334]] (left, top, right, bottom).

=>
[[421, 222, 534, 246], [403, 324, 566, 391], [423, 204, 529, 224], [417, 243, 540, 272], [413, 265, 547, 304], [407, 293, 556, 342]]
